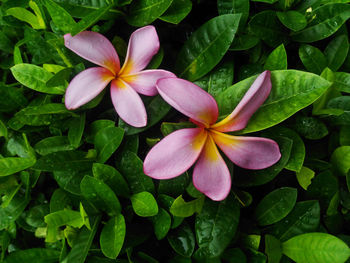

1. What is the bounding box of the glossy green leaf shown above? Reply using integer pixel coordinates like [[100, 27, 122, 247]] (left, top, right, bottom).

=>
[[292, 3, 350, 42], [44, 0, 77, 33], [94, 126, 124, 163], [160, 0, 192, 24], [255, 187, 297, 226], [34, 136, 74, 155], [44, 210, 84, 228], [217, 70, 331, 134], [264, 44, 288, 70], [6, 7, 43, 29], [92, 163, 130, 198], [265, 235, 283, 263], [271, 200, 321, 241], [334, 72, 350, 93], [68, 113, 85, 148], [4, 248, 59, 263], [0, 157, 36, 177], [86, 119, 115, 144], [0, 193, 29, 230], [229, 34, 260, 51], [117, 151, 155, 194], [158, 173, 189, 197], [0, 120, 7, 139], [217, 0, 249, 26], [248, 11, 287, 47], [53, 170, 87, 195], [168, 223, 195, 257], [33, 151, 92, 172], [194, 196, 240, 259], [151, 208, 171, 240], [170, 195, 205, 217], [49, 189, 71, 212], [282, 233, 350, 263], [11, 64, 65, 94], [131, 191, 158, 217], [296, 166, 315, 190], [80, 175, 121, 216], [324, 34, 349, 71], [299, 44, 327, 75], [175, 14, 240, 81], [65, 216, 100, 263], [331, 146, 350, 176], [327, 96, 350, 125], [100, 214, 126, 259], [294, 116, 328, 139], [277, 11, 307, 31], [127, 0, 173, 27]]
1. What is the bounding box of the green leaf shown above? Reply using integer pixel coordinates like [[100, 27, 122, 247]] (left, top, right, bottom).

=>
[[0, 157, 36, 177], [276, 11, 307, 31], [94, 126, 124, 163], [324, 34, 349, 71], [11, 64, 65, 94], [0, 31, 13, 53], [270, 200, 320, 241], [217, 70, 331, 134], [151, 208, 171, 240], [299, 44, 327, 75], [296, 166, 315, 190], [264, 44, 288, 70], [251, 0, 278, 3], [4, 248, 59, 263], [158, 173, 189, 197], [34, 137, 74, 156], [131, 191, 158, 217], [217, 0, 250, 26], [170, 195, 205, 217], [159, 0, 192, 24], [248, 11, 288, 47], [71, 5, 111, 35], [255, 187, 297, 226], [334, 72, 350, 93], [175, 14, 240, 81], [49, 189, 71, 212], [80, 176, 121, 216], [294, 116, 328, 140], [6, 7, 42, 29], [265, 235, 283, 263], [229, 34, 260, 51], [44, 0, 77, 33], [127, 0, 173, 27], [68, 113, 85, 148], [92, 163, 130, 198], [331, 146, 350, 176], [117, 151, 155, 194], [0, 193, 29, 230], [0, 120, 7, 139], [100, 214, 126, 259], [46, 68, 72, 87], [65, 216, 101, 263], [86, 119, 115, 144], [194, 196, 240, 259], [53, 170, 87, 195], [291, 3, 350, 42], [168, 223, 195, 257], [33, 151, 92, 172], [282, 233, 350, 263]]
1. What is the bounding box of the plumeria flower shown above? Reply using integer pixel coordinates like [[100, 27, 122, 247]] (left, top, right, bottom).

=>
[[64, 26, 175, 127], [143, 71, 281, 201]]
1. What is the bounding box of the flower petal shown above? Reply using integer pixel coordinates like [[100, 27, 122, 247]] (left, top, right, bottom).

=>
[[144, 128, 207, 179], [110, 79, 147, 127], [65, 67, 114, 110], [193, 134, 231, 201], [122, 69, 176, 96], [212, 70, 272, 132], [119, 26, 160, 75], [211, 130, 281, 170], [64, 31, 120, 74], [157, 78, 219, 127]]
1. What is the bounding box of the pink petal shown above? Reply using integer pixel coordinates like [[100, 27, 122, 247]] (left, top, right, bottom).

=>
[[119, 26, 160, 75], [110, 79, 147, 127], [210, 130, 281, 170], [65, 67, 114, 110], [193, 134, 231, 201], [144, 128, 208, 179], [122, 69, 176, 96], [212, 70, 272, 132], [64, 32, 120, 75], [156, 78, 219, 127]]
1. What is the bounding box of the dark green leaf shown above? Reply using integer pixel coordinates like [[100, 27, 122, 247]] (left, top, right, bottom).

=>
[[217, 0, 249, 26], [229, 34, 260, 51], [151, 208, 171, 240], [334, 72, 350, 93], [44, 0, 77, 33], [68, 113, 85, 148], [94, 126, 124, 163], [0, 193, 29, 230], [299, 44, 327, 74], [4, 249, 59, 263], [265, 235, 283, 263], [294, 116, 328, 140], [34, 136, 74, 155], [168, 222, 195, 257], [277, 11, 307, 31], [331, 146, 350, 176], [159, 0, 192, 24], [324, 34, 349, 71]]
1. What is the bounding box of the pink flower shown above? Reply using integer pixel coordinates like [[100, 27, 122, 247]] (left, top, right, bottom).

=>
[[64, 26, 175, 127], [143, 71, 281, 201]]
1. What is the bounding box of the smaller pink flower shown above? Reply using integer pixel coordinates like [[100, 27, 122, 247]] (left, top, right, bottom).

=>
[[143, 71, 281, 201], [64, 26, 175, 127]]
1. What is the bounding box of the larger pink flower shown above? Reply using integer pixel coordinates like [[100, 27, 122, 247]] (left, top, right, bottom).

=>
[[143, 71, 281, 201], [64, 26, 175, 127]]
